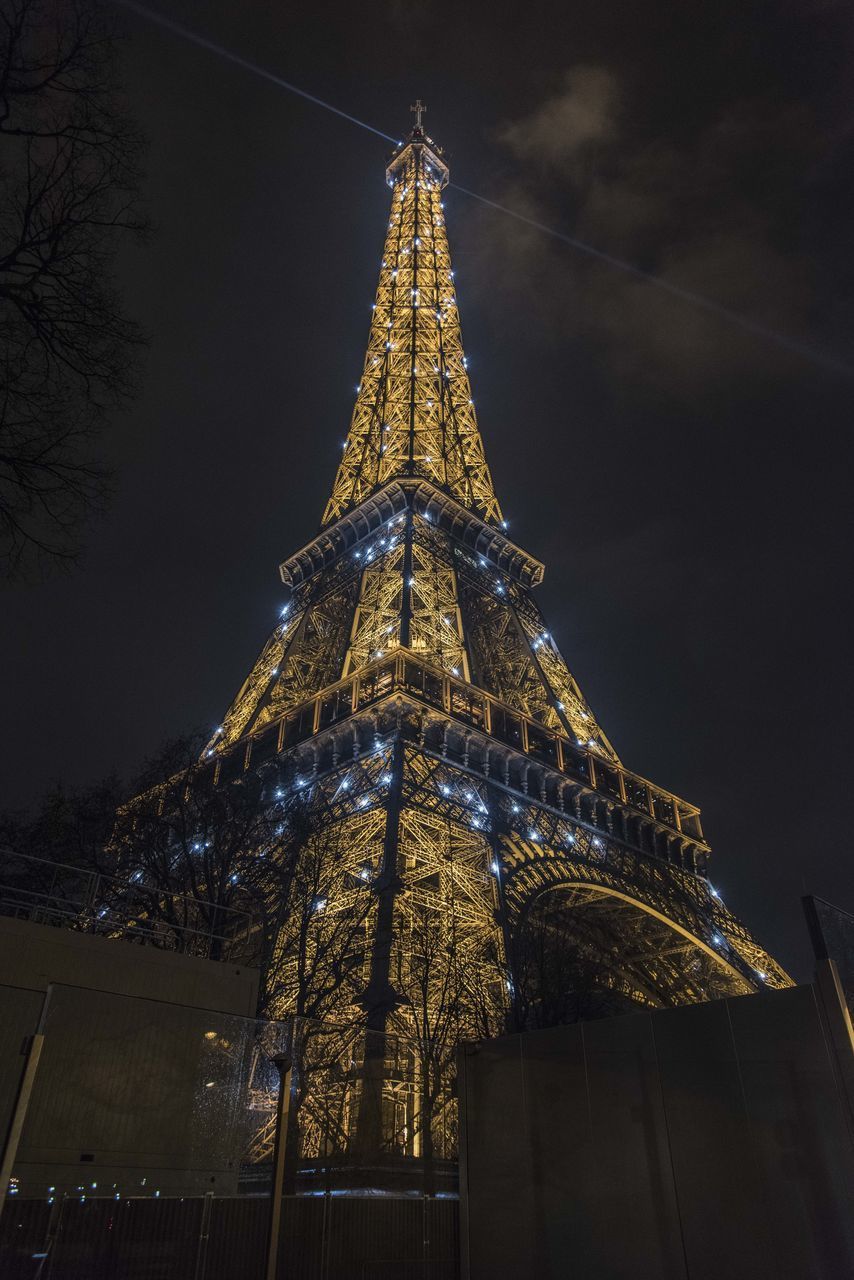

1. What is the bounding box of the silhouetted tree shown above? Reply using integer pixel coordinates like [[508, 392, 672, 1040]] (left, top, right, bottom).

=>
[[0, 772, 124, 866], [111, 734, 385, 1176], [0, 770, 125, 921], [0, 0, 147, 576], [388, 898, 504, 1191], [0, 732, 374, 1028], [109, 734, 375, 1024]]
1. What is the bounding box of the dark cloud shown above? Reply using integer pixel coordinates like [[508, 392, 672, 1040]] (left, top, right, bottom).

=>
[[464, 71, 827, 390], [382, 0, 438, 34], [498, 67, 620, 170]]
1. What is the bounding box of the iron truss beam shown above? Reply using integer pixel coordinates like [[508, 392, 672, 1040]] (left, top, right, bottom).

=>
[[204, 697, 790, 995], [280, 479, 543, 592]]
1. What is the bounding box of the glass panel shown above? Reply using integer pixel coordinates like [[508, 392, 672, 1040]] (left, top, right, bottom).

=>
[[490, 705, 522, 749], [652, 793, 675, 826], [281, 704, 314, 748], [290, 1023, 458, 1192], [423, 669, 444, 708], [679, 809, 702, 839], [217, 747, 246, 785], [403, 659, 425, 694], [560, 741, 590, 782], [526, 723, 557, 765], [449, 683, 485, 729], [598, 765, 622, 801], [0, 986, 46, 1145], [624, 776, 649, 811], [806, 898, 854, 1017], [0, 994, 461, 1272], [356, 671, 376, 707], [402, 661, 445, 714], [318, 684, 353, 729], [357, 661, 395, 709], [247, 722, 280, 767], [375, 660, 395, 698]]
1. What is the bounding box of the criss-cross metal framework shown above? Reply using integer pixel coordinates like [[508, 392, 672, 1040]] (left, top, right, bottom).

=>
[[322, 132, 500, 528], [204, 121, 790, 1169]]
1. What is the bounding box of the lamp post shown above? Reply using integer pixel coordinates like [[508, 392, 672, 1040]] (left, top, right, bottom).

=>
[[264, 1052, 293, 1280]]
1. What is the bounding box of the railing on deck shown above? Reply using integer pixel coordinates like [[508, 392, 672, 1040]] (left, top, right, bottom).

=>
[[211, 648, 705, 849], [0, 850, 254, 961]]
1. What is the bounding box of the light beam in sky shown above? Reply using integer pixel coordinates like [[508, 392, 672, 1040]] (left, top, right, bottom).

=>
[[114, 0, 852, 379]]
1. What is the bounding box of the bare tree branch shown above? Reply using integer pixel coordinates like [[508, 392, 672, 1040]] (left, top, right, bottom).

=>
[[0, 0, 148, 577]]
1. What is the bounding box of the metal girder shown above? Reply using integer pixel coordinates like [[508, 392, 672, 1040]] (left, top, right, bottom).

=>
[[282, 480, 543, 591], [322, 141, 502, 527]]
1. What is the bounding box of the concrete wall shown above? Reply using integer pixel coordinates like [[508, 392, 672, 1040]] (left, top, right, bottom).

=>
[[1, 916, 262, 1197], [0, 914, 259, 1015], [459, 975, 854, 1280]]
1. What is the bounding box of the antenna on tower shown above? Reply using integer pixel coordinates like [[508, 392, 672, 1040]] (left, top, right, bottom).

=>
[[410, 99, 426, 130]]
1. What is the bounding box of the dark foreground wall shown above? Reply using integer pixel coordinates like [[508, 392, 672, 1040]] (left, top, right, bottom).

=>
[[0, 917, 260, 1198], [0, 915, 259, 1014], [458, 973, 854, 1280], [0, 1193, 459, 1280]]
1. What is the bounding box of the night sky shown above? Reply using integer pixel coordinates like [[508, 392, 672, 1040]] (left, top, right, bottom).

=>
[[2, 0, 853, 980]]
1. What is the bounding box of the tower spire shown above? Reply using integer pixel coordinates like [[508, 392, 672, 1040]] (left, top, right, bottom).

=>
[[410, 98, 426, 130], [322, 118, 502, 528]]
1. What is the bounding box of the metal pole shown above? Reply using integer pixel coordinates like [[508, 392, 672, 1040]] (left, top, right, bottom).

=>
[[456, 1044, 473, 1280], [814, 957, 854, 1145], [0, 987, 50, 1218], [32, 1195, 64, 1280], [0, 985, 50, 1220], [264, 1053, 293, 1280], [193, 1190, 215, 1280]]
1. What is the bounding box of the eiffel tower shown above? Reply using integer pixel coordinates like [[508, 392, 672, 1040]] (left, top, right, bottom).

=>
[[206, 107, 789, 1095]]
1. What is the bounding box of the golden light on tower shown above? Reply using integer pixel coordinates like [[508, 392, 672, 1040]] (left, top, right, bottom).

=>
[[323, 120, 501, 528], [187, 107, 790, 1165]]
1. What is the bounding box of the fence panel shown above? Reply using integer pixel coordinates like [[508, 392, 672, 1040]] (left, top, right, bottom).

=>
[[1, 1000, 463, 1278], [0, 1196, 52, 1280], [0, 1194, 460, 1280], [205, 1196, 269, 1280], [48, 1196, 204, 1280]]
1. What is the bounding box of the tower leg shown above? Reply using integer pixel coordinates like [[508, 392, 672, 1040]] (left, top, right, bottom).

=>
[[354, 737, 404, 1168]]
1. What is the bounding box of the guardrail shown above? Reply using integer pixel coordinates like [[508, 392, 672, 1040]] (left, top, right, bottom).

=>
[[0, 850, 255, 961], [210, 648, 705, 849]]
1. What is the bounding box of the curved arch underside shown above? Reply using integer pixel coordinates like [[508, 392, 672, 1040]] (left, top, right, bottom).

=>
[[500, 834, 790, 1017], [511, 884, 750, 1024]]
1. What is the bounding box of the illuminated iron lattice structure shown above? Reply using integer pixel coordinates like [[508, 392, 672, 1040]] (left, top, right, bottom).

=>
[[206, 114, 790, 1165]]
